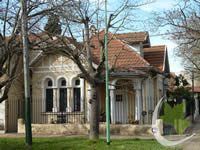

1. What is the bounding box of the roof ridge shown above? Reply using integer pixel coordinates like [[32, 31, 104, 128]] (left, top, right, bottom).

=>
[[115, 31, 148, 35]]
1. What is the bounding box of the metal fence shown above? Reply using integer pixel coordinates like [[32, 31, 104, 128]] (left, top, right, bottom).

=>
[[7, 98, 85, 125], [31, 98, 85, 124]]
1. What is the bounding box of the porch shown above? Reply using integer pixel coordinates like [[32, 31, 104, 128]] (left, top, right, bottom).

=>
[[95, 78, 158, 125]]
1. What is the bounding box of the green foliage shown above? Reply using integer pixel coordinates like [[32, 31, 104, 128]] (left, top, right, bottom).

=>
[[161, 102, 191, 135], [0, 137, 181, 150], [175, 74, 189, 86], [168, 86, 191, 101], [44, 13, 62, 35], [168, 74, 191, 102]]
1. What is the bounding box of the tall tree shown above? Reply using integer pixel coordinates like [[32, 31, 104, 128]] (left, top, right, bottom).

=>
[[34, 0, 154, 139], [44, 13, 62, 35]]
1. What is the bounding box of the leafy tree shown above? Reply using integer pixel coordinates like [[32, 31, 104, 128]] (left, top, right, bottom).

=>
[[175, 74, 189, 86], [168, 74, 191, 102], [44, 13, 62, 35]]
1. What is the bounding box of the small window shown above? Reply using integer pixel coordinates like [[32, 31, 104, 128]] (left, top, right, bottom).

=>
[[116, 95, 122, 102], [75, 79, 80, 86], [61, 79, 66, 86], [48, 80, 53, 87]]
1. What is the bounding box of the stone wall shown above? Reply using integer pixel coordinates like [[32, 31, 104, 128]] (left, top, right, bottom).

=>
[[18, 119, 155, 136]]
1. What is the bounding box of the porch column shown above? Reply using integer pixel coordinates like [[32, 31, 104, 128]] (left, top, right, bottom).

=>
[[87, 86, 92, 122], [134, 79, 141, 121], [42, 87, 45, 112], [109, 86, 115, 124], [80, 79, 85, 112], [52, 88, 58, 112], [67, 87, 72, 112]]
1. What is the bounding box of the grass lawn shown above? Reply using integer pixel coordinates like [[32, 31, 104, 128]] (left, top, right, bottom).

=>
[[0, 137, 182, 150]]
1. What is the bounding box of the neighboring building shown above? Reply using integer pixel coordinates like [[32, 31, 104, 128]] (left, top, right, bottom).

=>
[[3, 31, 170, 132]]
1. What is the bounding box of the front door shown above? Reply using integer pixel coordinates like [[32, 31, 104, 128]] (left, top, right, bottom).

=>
[[115, 92, 128, 124]]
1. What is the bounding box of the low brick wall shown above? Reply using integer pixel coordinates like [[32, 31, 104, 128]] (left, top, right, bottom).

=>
[[18, 119, 154, 136]]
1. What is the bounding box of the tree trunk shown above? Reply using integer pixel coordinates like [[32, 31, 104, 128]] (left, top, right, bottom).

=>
[[89, 84, 99, 139]]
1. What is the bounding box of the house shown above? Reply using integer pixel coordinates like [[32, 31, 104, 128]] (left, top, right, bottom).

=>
[[2, 31, 170, 132]]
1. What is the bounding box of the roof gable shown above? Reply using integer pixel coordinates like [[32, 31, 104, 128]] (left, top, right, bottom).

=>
[[143, 45, 166, 72], [90, 31, 150, 72]]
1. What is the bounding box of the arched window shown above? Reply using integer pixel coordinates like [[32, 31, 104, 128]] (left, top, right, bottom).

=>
[[48, 80, 53, 87], [45, 79, 53, 112], [75, 79, 80, 86], [61, 79, 66, 86]]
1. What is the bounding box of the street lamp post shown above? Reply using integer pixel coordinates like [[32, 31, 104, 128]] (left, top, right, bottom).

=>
[[105, 0, 110, 145]]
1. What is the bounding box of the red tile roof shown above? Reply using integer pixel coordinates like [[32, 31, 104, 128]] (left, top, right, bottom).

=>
[[28, 31, 167, 73], [115, 32, 149, 43], [91, 31, 150, 72], [143, 45, 166, 72]]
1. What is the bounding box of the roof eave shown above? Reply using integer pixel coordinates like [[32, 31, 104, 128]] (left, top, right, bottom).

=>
[[110, 72, 148, 77], [134, 66, 162, 74]]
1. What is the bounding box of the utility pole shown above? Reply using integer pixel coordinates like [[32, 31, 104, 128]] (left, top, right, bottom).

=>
[[105, 0, 110, 145], [21, 0, 32, 145]]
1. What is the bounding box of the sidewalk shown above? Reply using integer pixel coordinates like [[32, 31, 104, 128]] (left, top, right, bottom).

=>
[[2, 131, 200, 150], [0, 132, 155, 139]]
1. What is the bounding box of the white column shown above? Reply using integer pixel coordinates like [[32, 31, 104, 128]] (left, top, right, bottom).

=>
[[80, 79, 85, 112], [142, 82, 145, 111], [110, 88, 115, 124], [134, 79, 141, 121], [87, 86, 92, 122], [66, 87, 72, 112], [52, 88, 58, 112], [42, 87, 45, 112]]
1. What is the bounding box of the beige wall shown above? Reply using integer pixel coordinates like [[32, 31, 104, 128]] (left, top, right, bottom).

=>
[[6, 56, 24, 132], [18, 118, 153, 136]]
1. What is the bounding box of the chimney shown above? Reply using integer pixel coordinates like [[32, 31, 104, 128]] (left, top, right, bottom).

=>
[[139, 42, 144, 57], [90, 25, 97, 36]]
